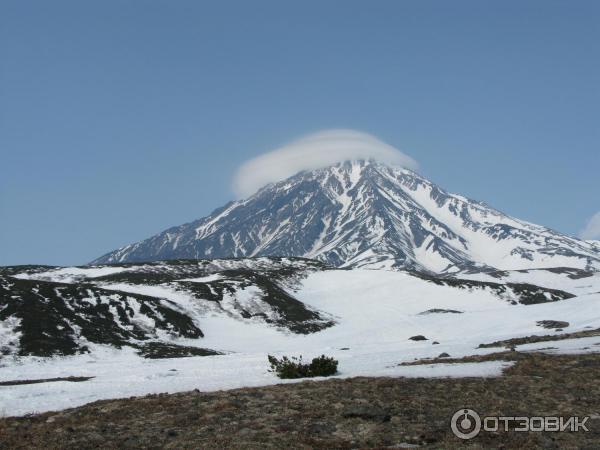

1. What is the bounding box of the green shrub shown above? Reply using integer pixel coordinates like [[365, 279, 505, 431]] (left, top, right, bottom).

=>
[[267, 354, 338, 379], [308, 354, 339, 376]]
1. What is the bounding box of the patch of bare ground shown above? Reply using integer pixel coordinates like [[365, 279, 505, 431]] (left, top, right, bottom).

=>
[[0, 376, 94, 386], [399, 351, 521, 366], [477, 327, 600, 349], [1, 352, 599, 449]]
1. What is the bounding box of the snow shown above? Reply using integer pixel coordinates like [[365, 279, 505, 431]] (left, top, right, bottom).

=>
[[292, 270, 600, 351], [14, 266, 130, 283], [195, 201, 242, 240], [2, 267, 600, 416], [412, 235, 453, 273], [517, 335, 600, 354], [179, 274, 223, 283], [382, 167, 597, 272], [459, 269, 600, 296], [0, 348, 512, 417], [0, 316, 21, 356], [220, 286, 281, 322]]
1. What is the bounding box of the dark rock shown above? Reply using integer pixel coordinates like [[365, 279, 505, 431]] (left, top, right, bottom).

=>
[[409, 335, 428, 341], [536, 320, 569, 329], [418, 309, 463, 315], [438, 353, 450, 358], [137, 343, 221, 359]]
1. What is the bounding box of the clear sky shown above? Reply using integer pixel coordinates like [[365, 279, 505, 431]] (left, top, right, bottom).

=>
[[1, 0, 598, 266]]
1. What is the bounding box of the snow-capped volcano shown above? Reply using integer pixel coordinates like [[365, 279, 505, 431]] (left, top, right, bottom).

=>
[[93, 160, 599, 273]]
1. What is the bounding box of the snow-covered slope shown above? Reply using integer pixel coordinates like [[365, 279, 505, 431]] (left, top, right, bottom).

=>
[[0, 257, 586, 359], [1, 258, 334, 358], [2, 257, 600, 415], [588, 240, 600, 252], [92, 160, 599, 273], [456, 267, 600, 296]]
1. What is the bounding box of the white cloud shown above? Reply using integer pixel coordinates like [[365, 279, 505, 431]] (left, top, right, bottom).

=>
[[580, 212, 600, 240], [232, 129, 418, 197]]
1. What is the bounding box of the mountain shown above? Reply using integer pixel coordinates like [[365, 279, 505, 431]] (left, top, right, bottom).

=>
[[92, 160, 599, 273]]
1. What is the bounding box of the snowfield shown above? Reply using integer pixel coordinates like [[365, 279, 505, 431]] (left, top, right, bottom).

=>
[[1, 262, 600, 416], [0, 346, 516, 417], [13, 266, 132, 283]]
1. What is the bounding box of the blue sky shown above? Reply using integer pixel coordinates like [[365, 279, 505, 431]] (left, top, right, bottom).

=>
[[1, 0, 598, 266]]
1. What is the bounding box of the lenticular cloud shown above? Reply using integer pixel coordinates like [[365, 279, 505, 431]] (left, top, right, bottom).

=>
[[232, 129, 418, 197]]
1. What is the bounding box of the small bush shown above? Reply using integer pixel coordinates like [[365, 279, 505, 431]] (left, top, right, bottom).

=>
[[267, 354, 338, 379], [308, 354, 339, 376]]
